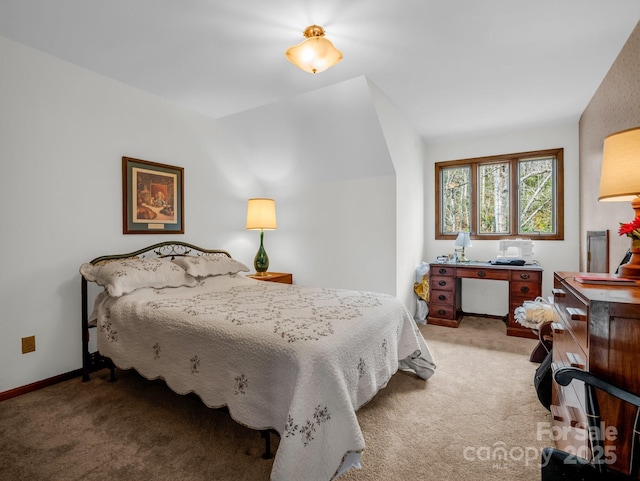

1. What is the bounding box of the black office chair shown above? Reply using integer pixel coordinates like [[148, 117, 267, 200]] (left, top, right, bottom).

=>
[[541, 367, 640, 481]]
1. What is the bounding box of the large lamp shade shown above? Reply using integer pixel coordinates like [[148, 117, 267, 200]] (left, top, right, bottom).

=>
[[599, 127, 640, 202], [598, 127, 640, 279], [246, 198, 277, 230]]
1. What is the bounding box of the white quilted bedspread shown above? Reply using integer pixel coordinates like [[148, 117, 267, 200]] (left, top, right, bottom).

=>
[[92, 274, 436, 481]]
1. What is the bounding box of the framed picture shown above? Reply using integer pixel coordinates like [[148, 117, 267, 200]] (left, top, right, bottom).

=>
[[122, 157, 184, 234]]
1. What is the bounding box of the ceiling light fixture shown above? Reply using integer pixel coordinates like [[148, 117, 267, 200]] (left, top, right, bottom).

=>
[[285, 25, 343, 74]]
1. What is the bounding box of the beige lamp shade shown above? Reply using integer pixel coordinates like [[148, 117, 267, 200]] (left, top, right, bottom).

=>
[[285, 25, 343, 74], [246, 198, 277, 230], [598, 127, 640, 202]]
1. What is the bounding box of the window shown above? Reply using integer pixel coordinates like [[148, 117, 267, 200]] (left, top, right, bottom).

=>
[[435, 148, 564, 240]]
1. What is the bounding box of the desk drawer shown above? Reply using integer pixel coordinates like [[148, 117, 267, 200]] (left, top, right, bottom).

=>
[[457, 268, 509, 281], [511, 270, 542, 282], [511, 280, 541, 298], [431, 289, 455, 305], [430, 276, 456, 291], [431, 265, 455, 277], [430, 304, 457, 320]]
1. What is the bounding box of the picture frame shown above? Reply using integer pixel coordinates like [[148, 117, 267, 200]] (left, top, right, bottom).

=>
[[122, 156, 184, 234]]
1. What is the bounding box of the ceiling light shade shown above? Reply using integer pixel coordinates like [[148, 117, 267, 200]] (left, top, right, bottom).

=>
[[285, 25, 343, 74], [598, 127, 640, 202]]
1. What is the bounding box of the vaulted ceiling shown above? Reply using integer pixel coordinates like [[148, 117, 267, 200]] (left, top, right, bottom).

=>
[[2, 1, 639, 141]]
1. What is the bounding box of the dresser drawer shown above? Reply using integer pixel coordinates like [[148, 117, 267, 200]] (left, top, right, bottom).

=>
[[552, 319, 587, 372], [550, 381, 589, 457], [551, 321, 589, 456], [552, 286, 588, 354]]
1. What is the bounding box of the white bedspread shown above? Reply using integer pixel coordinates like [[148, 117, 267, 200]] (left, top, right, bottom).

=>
[[92, 274, 436, 481]]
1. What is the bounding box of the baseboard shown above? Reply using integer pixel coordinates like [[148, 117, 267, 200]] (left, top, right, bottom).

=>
[[0, 369, 82, 402]]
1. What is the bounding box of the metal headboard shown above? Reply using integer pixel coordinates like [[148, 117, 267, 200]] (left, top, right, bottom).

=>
[[87, 241, 231, 265], [81, 241, 232, 381]]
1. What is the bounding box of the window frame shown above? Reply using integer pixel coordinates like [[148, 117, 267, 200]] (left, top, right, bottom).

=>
[[435, 148, 564, 241]]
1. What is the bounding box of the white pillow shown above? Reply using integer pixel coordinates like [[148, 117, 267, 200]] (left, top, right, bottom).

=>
[[171, 255, 249, 278], [80, 257, 197, 297]]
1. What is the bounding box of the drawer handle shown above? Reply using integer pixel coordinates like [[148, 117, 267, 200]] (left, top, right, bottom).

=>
[[438, 268, 447, 275], [551, 405, 583, 428], [477, 271, 486, 278], [438, 294, 446, 301], [567, 352, 585, 370], [552, 288, 565, 298], [520, 273, 530, 280], [551, 322, 565, 334], [550, 405, 565, 422], [520, 286, 530, 294], [438, 280, 447, 287], [566, 307, 587, 322], [438, 309, 446, 315]]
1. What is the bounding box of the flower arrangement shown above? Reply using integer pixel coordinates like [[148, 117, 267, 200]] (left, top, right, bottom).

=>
[[619, 216, 640, 240]]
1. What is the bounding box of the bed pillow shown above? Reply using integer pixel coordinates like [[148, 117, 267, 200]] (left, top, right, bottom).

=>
[[171, 255, 250, 278], [80, 257, 197, 297]]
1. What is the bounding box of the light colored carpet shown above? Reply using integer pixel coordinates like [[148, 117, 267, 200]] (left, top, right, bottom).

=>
[[0, 316, 551, 481]]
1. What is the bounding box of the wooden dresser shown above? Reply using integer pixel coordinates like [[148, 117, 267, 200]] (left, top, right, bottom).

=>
[[551, 272, 640, 475], [428, 262, 542, 338]]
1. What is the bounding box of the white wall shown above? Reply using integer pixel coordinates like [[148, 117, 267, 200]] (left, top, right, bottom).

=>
[[369, 80, 426, 309], [579, 22, 640, 272], [214, 77, 400, 294], [0, 37, 409, 393], [424, 122, 580, 315], [266, 175, 397, 293], [0, 36, 244, 393]]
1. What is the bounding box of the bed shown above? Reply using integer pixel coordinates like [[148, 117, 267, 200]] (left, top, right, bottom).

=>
[[80, 242, 436, 481]]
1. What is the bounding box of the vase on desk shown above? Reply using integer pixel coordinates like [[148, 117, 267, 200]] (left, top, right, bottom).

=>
[[618, 238, 640, 279]]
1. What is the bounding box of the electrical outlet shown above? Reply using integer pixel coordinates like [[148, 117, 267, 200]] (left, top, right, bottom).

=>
[[22, 335, 36, 354]]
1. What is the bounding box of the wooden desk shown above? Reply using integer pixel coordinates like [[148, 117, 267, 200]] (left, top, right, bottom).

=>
[[428, 262, 543, 338]]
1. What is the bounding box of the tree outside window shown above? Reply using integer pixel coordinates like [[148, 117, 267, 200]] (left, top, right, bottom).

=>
[[436, 148, 563, 240]]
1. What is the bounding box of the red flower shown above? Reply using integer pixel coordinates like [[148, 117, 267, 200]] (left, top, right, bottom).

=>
[[619, 216, 640, 238]]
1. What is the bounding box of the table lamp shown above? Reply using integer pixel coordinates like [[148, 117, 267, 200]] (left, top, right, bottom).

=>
[[598, 126, 640, 278], [246, 198, 277, 275], [454, 232, 472, 262]]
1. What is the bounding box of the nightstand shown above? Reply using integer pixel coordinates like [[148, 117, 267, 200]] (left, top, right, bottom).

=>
[[247, 272, 293, 284]]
